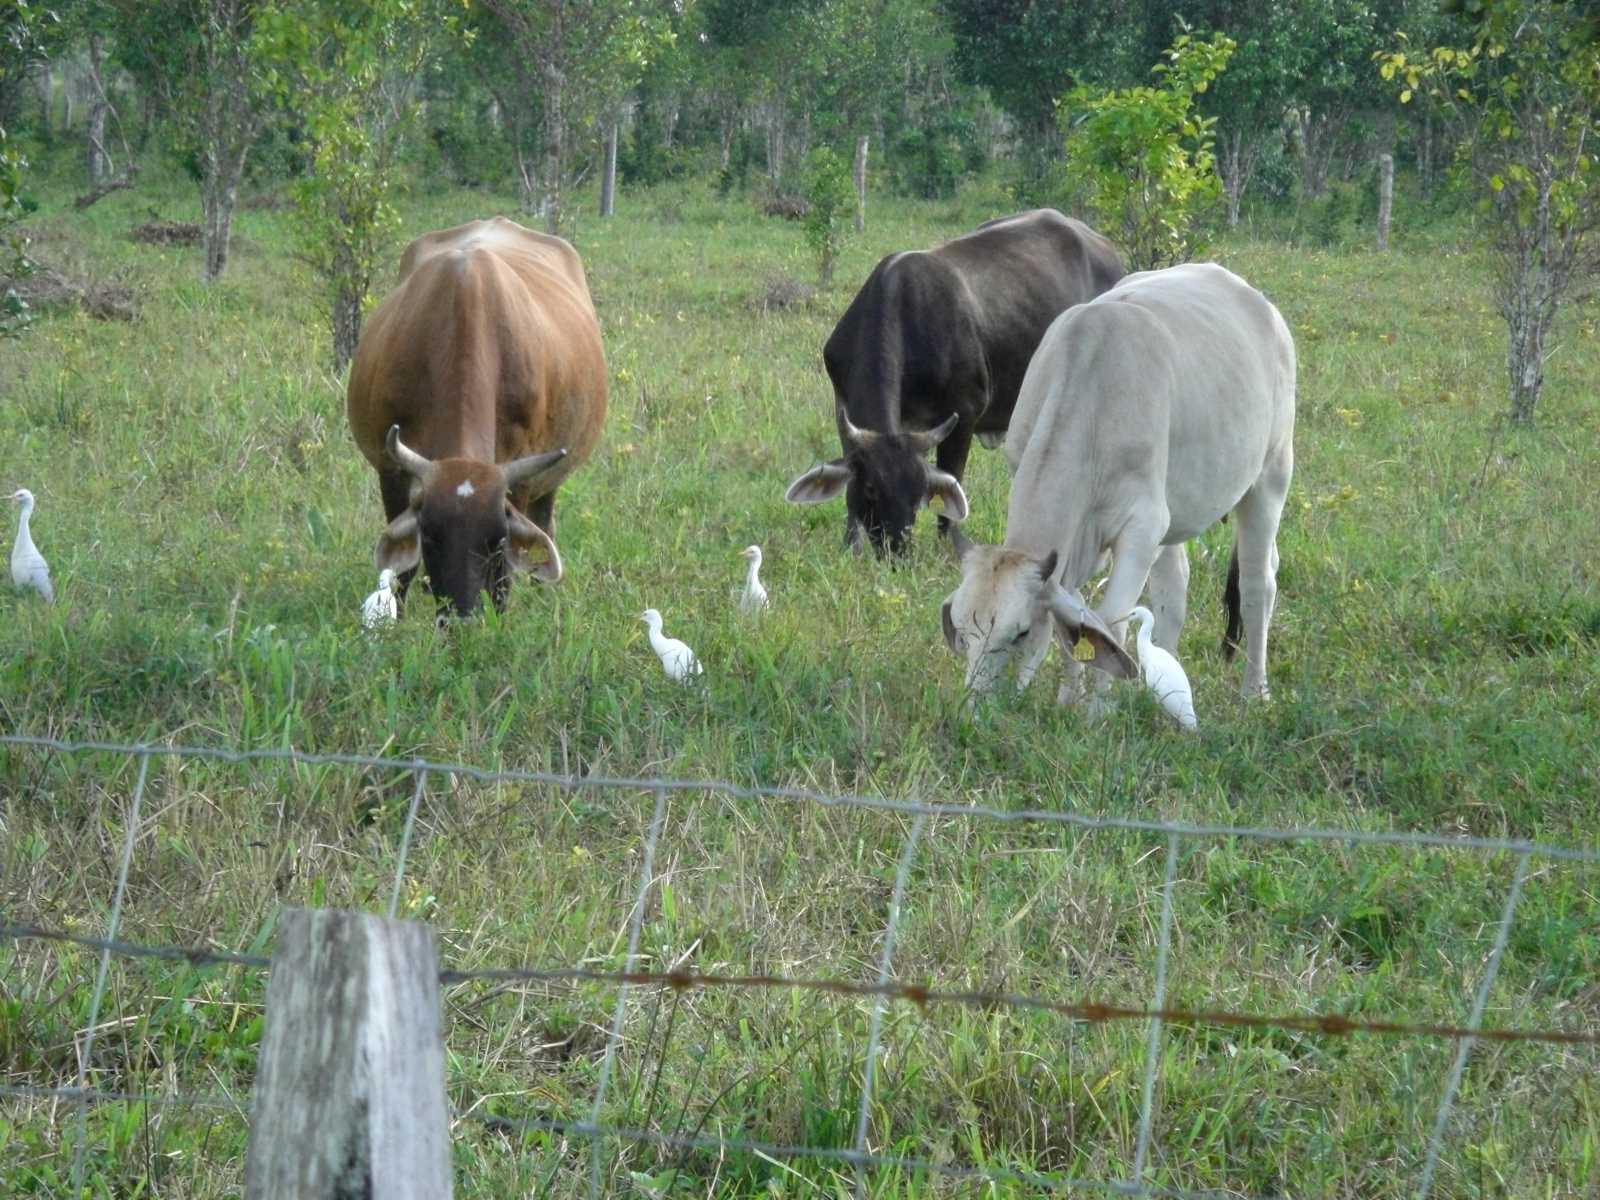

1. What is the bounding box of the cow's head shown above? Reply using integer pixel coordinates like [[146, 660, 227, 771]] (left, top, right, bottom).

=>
[[784, 407, 969, 558], [939, 523, 1135, 695], [376, 425, 566, 618]]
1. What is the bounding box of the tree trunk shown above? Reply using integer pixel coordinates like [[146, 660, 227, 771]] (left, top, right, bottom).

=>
[[200, 171, 240, 283], [540, 70, 565, 234], [765, 91, 787, 187], [1496, 177, 1566, 426], [718, 108, 734, 171], [1376, 154, 1394, 251], [33, 64, 53, 139], [853, 134, 868, 233], [332, 280, 363, 377], [86, 34, 112, 186], [61, 62, 75, 133], [600, 122, 618, 217], [1219, 128, 1249, 228]]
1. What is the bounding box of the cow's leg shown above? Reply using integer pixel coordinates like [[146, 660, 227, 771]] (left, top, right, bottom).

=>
[[379, 471, 419, 611], [1079, 515, 1166, 716], [1231, 442, 1293, 698], [1145, 543, 1190, 655]]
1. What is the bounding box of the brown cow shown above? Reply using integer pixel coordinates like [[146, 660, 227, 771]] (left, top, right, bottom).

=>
[[347, 217, 607, 617]]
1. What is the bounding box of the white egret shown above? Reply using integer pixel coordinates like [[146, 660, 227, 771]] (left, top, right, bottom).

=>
[[737, 545, 769, 613], [361, 568, 398, 630], [641, 609, 703, 683], [9, 489, 53, 603], [1126, 606, 1197, 732]]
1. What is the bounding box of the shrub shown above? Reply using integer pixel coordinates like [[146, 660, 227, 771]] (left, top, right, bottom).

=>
[[802, 145, 854, 287], [1058, 31, 1235, 270]]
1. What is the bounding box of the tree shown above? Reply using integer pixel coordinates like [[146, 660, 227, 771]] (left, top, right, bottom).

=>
[[1378, 1, 1600, 423], [942, 0, 1164, 185], [1181, 0, 1303, 226], [1059, 31, 1234, 270], [471, 0, 676, 232], [802, 144, 852, 285], [113, 0, 274, 282], [255, 0, 440, 372], [1, 0, 56, 337]]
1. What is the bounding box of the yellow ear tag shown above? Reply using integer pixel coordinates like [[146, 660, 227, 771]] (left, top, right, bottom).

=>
[[1072, 635, 1097, 662]]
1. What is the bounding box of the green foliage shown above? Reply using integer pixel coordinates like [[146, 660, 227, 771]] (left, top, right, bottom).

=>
[[254, 0, 441, 370], [0, 127, 33, 336], [801, 144, 854, 285], [891, 108, 987, 199], [1376, 0, 1600, 421], [1058, 30, 1234, 270], [0, 0, 53, 338]]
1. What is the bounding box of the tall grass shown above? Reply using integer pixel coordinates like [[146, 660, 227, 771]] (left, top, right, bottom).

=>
[[1, 160, 1597, 1197]]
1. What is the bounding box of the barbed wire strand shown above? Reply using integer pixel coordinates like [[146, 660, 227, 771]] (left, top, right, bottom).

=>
[[70, 750, 150, 1197], [388, 767, 428, 920], [4, 734, 1597, 866], [456, 1106, 1242, 1200], [0, 924, 271, 970], [588, 786, 669, 1200], [1132, 831, 1182, 1188], [6, 921, 1597, 1049], [1416, 849, 1532, 1200], [853, 812, 927, 1200]]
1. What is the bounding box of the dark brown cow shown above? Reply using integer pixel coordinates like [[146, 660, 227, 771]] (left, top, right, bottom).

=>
[[347, 217, 606, 617], [785, 209, 1123, 557]]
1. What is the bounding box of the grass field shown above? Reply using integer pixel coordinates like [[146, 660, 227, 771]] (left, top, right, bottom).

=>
[[2, 158, 1598, 1198]]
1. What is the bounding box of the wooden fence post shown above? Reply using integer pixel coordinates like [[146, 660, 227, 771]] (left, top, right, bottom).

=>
[[245, 908, 452, 1199], [1377, 153, 1394, 251]]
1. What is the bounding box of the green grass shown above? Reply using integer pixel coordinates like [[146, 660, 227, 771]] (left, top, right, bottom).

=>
[[2, 159, 1598, 1198]]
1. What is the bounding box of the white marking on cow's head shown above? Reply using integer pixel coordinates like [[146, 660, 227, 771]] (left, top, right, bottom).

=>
[[456, 479, 476, 498]]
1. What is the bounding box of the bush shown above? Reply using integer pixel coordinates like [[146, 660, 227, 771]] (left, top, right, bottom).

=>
[[890, 111, 988, 200], [1058, 31, 1234, 270], [802, 145, 854, 287]]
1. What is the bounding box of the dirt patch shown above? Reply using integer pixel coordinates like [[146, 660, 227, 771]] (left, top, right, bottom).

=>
[[760, 271, 816, 313], [130, 220, 203, 246], [762, 193, 809, 221], [2, 262, 136, 322]]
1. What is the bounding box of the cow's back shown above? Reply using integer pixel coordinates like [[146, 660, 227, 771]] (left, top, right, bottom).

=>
[[825, 209, 1123, 436], [348, 218, 606, 495], [1007, 262, 1295, 543]]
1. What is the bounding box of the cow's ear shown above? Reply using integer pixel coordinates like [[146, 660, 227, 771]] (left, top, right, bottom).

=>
[[375, 511, 420, 575], [506, 504, 563, 582], [925, 469, 969, 521], [785, 460, 852, 504], [1046, 586, 1137, 680]]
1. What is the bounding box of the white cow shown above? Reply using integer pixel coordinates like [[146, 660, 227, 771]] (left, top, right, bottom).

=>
[[940, 262, 1295, 706]]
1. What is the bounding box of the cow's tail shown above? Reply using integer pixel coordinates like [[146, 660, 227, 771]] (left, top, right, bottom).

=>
[[1221, 543, 1243, 661]]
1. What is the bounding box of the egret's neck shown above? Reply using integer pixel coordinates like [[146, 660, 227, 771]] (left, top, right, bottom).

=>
[[745, 559, 762, 587], [15, 503, 33, 540], [646, 622, 665, 649]]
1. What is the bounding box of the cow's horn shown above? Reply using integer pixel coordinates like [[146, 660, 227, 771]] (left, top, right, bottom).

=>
[[503, 447, 569, 487], [386, 425, 432, 478], [837, 403, 878, 449], [909, 412, 961, 452]]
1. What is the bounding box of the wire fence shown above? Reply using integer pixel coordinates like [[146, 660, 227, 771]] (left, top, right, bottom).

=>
[[2, 733, 1596, 1199]]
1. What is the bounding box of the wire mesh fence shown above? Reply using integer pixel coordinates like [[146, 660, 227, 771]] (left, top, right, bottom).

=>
[[2, 733, 1596, 1198]]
